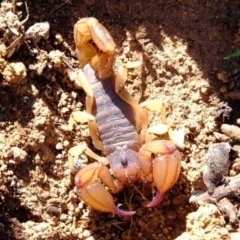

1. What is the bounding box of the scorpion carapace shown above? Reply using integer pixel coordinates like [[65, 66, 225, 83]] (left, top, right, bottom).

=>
[[67, 17, 184, 216]]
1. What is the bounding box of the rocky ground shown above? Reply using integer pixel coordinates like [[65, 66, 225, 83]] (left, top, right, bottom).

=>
[[1, 0, 240, 239]]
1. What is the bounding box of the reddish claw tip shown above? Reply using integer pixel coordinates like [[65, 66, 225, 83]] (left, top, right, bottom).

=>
[[113, 206, 136, 216], [166, 144, 176, 154], [75, 177, 82, 188], [147, 191, 165, 208]]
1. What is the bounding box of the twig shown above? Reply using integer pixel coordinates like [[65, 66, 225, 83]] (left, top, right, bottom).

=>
[[190, 174, 240, 204]]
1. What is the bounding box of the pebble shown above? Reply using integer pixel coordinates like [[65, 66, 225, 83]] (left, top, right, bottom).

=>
[[203, 142, 230, 193], [163, 227, 169, 234], [46, 205, 61, 217], [61, 107, 69, 113], [56, 142, 63, 150], [10, 146, 28, 163], [55, 33, 63, 43], [86, 237, 95, 240], [221, 124, 240, 141], [63, 140, 69, 147], [25, 22, 50, 43], [217, 71, 228, 82], [2, 62, 27, 84], [200, 85, 210, 95], [83, 230, 91, 238], [237, 118, 240, 125], [35, 116, 46, 127]]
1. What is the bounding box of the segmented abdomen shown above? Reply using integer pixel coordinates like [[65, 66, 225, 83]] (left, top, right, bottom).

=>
[[83, 64, 139, 152]]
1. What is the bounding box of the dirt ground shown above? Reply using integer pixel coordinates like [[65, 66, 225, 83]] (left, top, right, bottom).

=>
[[1, 0, 240, 239]]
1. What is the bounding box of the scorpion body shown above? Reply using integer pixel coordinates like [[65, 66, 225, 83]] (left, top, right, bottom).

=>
[[68, 17, 183, 216], [83, 63, 141, 185]]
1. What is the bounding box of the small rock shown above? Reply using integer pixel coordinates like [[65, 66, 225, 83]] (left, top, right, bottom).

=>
[[55, 33, 63, 43], [49, 50, 64, 68], [2, 62, 27, 84], [83, 230, 91, 238], [61, 107, 69, 114], [63, 140, 69, 147], [216, 197, 239, 225], [221, 124, 240, 141], [215, 102, 232, 122], [10, 147, 28, 163], [35, 116, 46, 127], [26, 22, 50, 43], [203, 142, 230, 193], [217, 71, 228, 82], [86, 236, 95, 240], [46, 205, 62, 217], [56, 142, 63, 150]]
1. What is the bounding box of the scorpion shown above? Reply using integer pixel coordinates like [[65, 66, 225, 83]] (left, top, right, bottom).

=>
[[67, 17, 184, 216]]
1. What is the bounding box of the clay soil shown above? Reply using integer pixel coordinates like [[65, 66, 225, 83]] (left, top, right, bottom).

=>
[[1, 0, 240, 239]]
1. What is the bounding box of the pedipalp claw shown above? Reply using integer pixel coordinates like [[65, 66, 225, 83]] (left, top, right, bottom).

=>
[[141, 140, 181, 208], [113, 207, 136, 217], [147, 191, 165, 208], [76, 181, 135, 216]]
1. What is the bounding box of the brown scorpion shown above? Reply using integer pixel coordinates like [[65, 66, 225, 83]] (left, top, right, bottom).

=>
[[67, 17, 184, 216]]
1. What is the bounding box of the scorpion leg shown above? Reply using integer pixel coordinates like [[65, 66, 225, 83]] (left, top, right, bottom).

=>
[[140, 100, 184, 148], [139, 99, 167, 143], [75, 162, 136, 216], [67, 68, 94, 114], [68, 142, 108, 172], [115, 66, 140, 110], [139, 140, 181, 207], [69, 111, 103, 150]]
